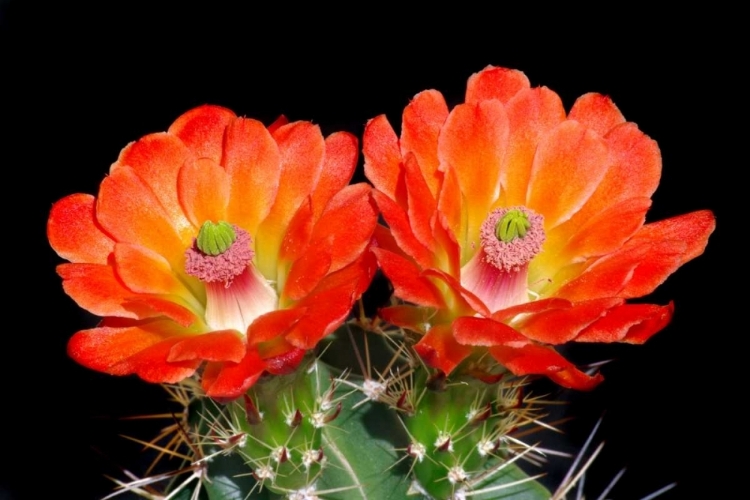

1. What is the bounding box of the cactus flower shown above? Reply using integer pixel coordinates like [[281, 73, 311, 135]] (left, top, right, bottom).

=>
[[49, 105, 378, 400], [365, 66, 714, 389]]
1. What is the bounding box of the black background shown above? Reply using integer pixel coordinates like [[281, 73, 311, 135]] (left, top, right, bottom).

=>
[[4, 2, 735, 499]]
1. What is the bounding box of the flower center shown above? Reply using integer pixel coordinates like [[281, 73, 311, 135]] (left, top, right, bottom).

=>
[[460, 207, 545, 313], [185, 221, 277, 334]]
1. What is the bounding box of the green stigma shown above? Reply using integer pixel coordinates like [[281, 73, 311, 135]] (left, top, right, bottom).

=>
[[495, 209, 531, 243], [197, 221, 237, 256]]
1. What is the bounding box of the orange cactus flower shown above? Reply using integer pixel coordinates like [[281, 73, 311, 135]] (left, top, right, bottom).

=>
[[364, 66, 714, 389], [49, 105, 378, 400]]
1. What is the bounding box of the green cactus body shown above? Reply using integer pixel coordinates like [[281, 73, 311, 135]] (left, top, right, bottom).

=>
[[157, 330, 552, 499]]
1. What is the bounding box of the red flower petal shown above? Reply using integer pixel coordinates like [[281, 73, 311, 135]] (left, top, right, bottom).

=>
[[378, 305, 432, 331], [285, 255, 376, 349], [363, 115, 401, 200], [401, 90, 449, 196], [178, 157, 230, 228], [575, 302, 674, 344], [628, 210, 715, 265], [68, 323, 163, 373], [168, 330, 246, 363], [113, 243, 190, 297], [489, 343, 603, 390], [568, 93, 625, 137], [453, 317, 529, 347], [438, 100, 509, 245], [465, 66, 530, 105], [372, 248, 445, 309], [491, 298, 572, 323], [168, 105, 236, 164], [311, 132, 359, 218], [500, 86, 566, 206], [247, 308, 307, 346], [48, 194, 114, 264], [414, 324, 474, 375], [58, 263, 144, 319], [517, 297, 624, 344], [223, 117, 282, 236], [526, 120, 609, 228], [372, 190, 434, 269], [113, 132, 194, 239], [202, 347, 265, 400], [96, 166, 185, 264], [109, 336, 200, 383]]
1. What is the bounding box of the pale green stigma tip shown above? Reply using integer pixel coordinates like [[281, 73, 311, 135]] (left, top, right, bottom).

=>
[[197, 221, 236, 256], [495, 209, 531, 243]]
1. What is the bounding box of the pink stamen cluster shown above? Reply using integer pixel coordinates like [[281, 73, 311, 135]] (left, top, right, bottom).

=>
[[480, 207, 545, 272], [185, 225, 253, 284]]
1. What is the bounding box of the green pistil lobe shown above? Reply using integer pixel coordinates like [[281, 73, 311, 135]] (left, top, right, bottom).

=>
[[197, 221, 237, 256], [495, 209, 531, 243]]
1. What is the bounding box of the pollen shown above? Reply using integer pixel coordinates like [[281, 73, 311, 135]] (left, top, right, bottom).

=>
[[185, 224, 254, 284], [480, 207, 545, 272]]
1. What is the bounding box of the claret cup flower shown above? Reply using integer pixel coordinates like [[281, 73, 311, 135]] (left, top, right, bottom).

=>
[[365, 66, 714, 389], [49, 105, 378, 400]]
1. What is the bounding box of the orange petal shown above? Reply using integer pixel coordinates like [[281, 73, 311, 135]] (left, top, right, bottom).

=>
[[363, 115, 402, 199], [308, 184, 378, 273], [113, 132, 194, 238], [489, 343, 603, 390], [561, 197, 652, 261], [568, 93, 625, 137], [372, 248, 444, 309], [575, 302, 674, 344], [628, 210, 715, 265], [178, 157, 230, 227], [96, 166, 185, 265], [311, 132, 358, 218], [256, 122, 326, 278], [499, 87, 566, 206], [400, 89, 449, 196], [48, 193, 114, 264], [202, 347, 265, 400], [113, 243, 191, 297], [423, 268, 489, 318], [452, 317, 529, 346], [268, 115, 289, 134], [223, 117, 282, 236], [109, 336, 200, 383], [131, 297, 198, 328], [556, 240, 686, 302], [168, 330, 246, 362], [247, 308, 307, 345], [168, 105, 236, 164], [414, 323, 473, 375], [372, 190, 434, 270], [517, 297, 623, 344], [438, 100, 509, 248], [526, 120, 609, 228], [68, 323, 163, 372], [279, 196, 315, 264], [268, 121, 326, 221], [562, 122, 661, 228], [283, 250, 331, 301], [618, 240, 691, 299], [58, 263, 144, 319], [285, 256, 376, 349], [436, 165, 464, 256], [492, 298, 572, 322], [379, 305, 432, 332], [465, 66, 530, 105], [403, 154, 438, 253], [263, 345, 306, 375]]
